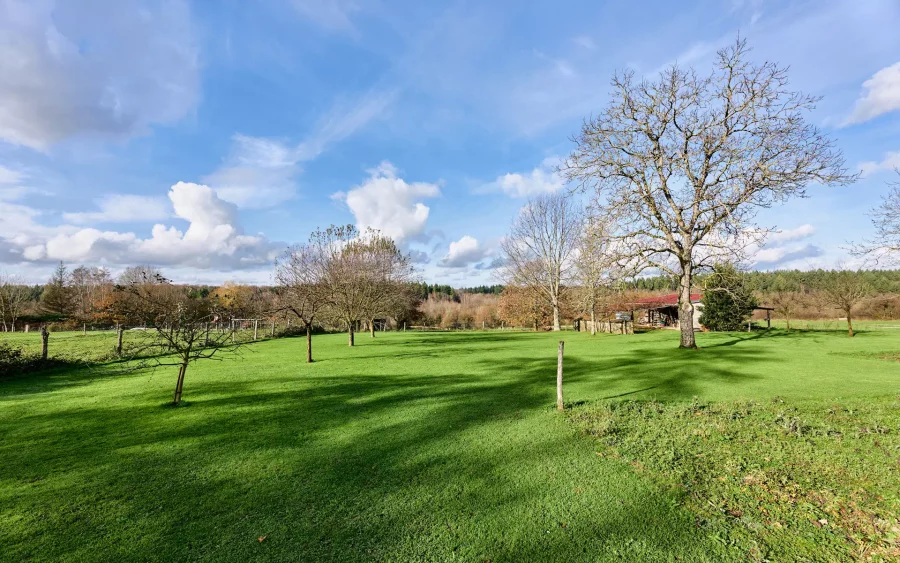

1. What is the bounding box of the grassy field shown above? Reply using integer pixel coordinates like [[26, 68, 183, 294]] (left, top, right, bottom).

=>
[[1, 325, 898, 561]]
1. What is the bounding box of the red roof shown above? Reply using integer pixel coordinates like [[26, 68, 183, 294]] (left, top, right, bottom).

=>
[[631, 293, 702, 307]]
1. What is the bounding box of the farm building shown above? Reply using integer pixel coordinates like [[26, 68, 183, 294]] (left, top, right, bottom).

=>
[[632, 293, 704, 329], [630, 293, 774, 329]]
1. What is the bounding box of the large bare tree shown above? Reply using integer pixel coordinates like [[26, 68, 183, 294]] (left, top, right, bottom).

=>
[[501, 191, 582, 331], [314, 225, 415, 346], [852, 171, 900, 264], [562, 38, 854, 347]]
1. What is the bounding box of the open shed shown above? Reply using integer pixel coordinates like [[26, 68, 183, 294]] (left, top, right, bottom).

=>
[[631, 293, 704, 329]]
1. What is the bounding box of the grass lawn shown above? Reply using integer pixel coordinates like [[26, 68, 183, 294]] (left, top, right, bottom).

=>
[[1, 325, 898, 561]]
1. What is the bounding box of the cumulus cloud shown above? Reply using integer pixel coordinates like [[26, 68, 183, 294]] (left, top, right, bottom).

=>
[[1, 182, 279, 269], [482, 157, 564, 198], [749, 224, 822, 268], [204, 134, 300, 208], [62, 194, 170, 224], [438, 235, 488, 268], [844, 62, 900, 126], [0, 0, 199, 149], [335, 161, 441, 246], [753, 244, 824, 268], [858, 151, 900, 177], [768, 224, 815, 245]]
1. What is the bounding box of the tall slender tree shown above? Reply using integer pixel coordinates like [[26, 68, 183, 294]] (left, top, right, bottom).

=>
[[501, 192, 583, 331]]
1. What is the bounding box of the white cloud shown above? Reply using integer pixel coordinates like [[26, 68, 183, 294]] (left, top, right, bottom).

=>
[[290, 0, 360, 32], [858, 151, 900, 177], [572, 36, 595, 50], [483, 157, 564, 198], [438, 235, 488, 268], [204, 134, 300, 209], [335, 161, 440, 246], [0, 182, 279, 269], [752, 243, 823, 268], [0, 165, 23, 184], [768, 224, 815, 245], [0, 0, 199, 150], [844, 62, 900, 126], [62, 194, 170, 224], [295, 89, 397, 161]]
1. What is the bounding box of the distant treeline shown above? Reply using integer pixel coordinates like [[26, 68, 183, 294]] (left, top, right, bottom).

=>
[[412, 283, 504, 301], [628, 270, 900, 294]]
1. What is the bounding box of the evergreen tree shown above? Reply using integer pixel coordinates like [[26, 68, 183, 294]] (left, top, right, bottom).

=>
[[699, 264, 758, 331], [41, 261, 72, 317]]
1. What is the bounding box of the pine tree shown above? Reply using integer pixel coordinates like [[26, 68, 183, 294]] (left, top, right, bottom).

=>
[[41, 261, 72, 317]]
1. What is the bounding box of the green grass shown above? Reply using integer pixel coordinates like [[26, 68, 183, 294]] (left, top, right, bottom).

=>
[[1, 326, 898, 561]]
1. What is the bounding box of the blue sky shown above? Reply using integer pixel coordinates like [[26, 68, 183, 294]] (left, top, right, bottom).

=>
[[1, 0, 899, 285]]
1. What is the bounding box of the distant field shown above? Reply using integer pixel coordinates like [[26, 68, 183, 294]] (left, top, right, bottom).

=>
[[1, 326, 898, 561]]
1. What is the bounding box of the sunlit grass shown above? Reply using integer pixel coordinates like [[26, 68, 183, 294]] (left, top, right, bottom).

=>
[[1, 326, 898, 561]]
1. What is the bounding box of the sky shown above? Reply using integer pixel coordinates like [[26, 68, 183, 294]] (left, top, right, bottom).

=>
[[0, 0, 899, 286]]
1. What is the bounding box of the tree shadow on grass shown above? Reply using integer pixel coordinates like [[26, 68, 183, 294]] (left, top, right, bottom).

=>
[[0, 339, 735, 562]]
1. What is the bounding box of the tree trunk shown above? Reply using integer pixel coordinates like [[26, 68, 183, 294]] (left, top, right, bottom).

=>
[[678, 269, 697, 349], [590, 307, 596, 336], [41, 326, 49, 360], [785, 317, 791, 331], [552, 302, 561, 331], [370, 319, 375, 338], [846, 310, 854, 337], [306, 323, 313, 363], [348, 324, 355, 346], [173, 362, 188, 405], [556, 340, 565, 411]]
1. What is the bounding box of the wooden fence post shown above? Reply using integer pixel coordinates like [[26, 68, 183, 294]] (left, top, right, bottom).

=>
[[41, 326, 49, 360], [253, 319, 258, 341], [116, 324, 124, 356], [557, 340, 564, 412]]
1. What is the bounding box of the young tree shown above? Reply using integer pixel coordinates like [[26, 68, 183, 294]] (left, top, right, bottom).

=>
[[274, 242, 329, 363], [0, 273, 29, 331], [501, 191, 582, 331], [770, 291, 805, 331], [356, 233, 416, 338], [699, 264, 759, 331], [574, 216, 618, 335], [497, 284, 553, 330], [563, 38, 854, 348], [820, 270, 870, 337], [116, 270, 239, 405]]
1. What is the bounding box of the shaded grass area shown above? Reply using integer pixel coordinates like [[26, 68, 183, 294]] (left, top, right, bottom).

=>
[[568, 398, 900, 561], [1, 326, 899, 561]]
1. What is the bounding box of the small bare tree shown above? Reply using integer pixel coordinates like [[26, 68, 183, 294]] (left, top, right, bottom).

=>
[[116, 271, 239, 405], [501, 191, 583, 331], [357, 233, 416, 338], [274, 241, 329, 363], [574, 215, 619, 335], [563, 38, 854, 348], [0, 273, 29, 332], [769, 291, 804, 331], [820, 271, 870, 337]]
